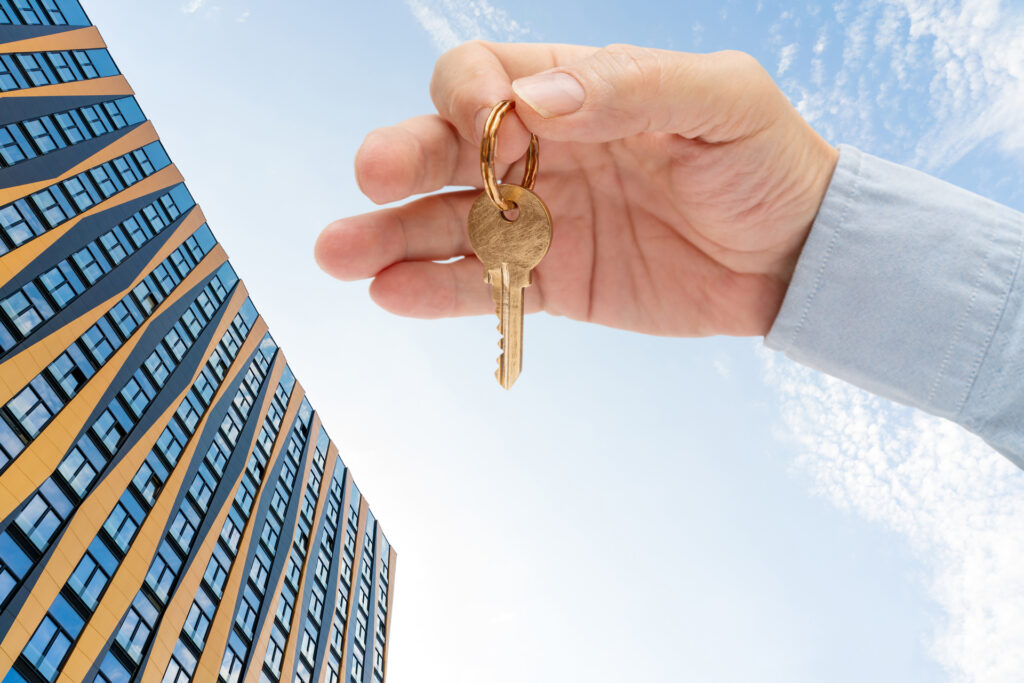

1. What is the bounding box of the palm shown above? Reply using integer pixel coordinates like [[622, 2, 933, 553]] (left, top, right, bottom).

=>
[[527, 130, 816, 336]]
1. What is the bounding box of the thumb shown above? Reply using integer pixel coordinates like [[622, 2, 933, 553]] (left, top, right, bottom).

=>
[[510, 45, 783, 144]]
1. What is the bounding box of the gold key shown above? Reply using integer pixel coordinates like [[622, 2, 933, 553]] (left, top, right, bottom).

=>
[[468, 101, 553, 389]]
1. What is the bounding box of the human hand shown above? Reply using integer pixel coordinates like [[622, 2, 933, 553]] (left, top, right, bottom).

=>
[[315, 42, 839, 337]]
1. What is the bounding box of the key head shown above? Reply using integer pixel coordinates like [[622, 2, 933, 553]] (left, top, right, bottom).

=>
[[468, 184, 553, 271]]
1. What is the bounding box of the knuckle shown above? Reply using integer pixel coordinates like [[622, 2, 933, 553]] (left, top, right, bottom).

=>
[[598, 43, 659, 84], [715, 49, 770, 85]]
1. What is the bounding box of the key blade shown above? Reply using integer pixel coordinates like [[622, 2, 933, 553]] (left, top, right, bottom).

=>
[[488, 264, 528, 390]]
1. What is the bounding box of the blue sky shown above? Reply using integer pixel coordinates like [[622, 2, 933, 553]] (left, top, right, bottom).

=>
[[79, 1, 1024, 681]]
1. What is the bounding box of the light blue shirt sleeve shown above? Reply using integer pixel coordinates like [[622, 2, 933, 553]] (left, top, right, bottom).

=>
[[765, 144, 1024, 468]]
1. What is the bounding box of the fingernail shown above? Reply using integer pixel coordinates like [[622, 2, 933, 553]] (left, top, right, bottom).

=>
[[512, 72, 585, 118]]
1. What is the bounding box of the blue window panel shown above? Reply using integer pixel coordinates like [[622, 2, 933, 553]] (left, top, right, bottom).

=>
[[116, 594, 159, 663], [108, 297, 142, 338], [80, 317, 118, 365], [111, 97, 143, 125], [45, 51, 76, 83], [30, 188, 71, 229], [167, 184, 195, 215], [0, 55, 23, 90], [89, 164, 122, 199], [15, 53, 51, 86], [2, 285, 52, 337], [48, 594, 84, 637], [53, 0, 87, 25], [22, 616, 69, 681], [0, 415, 24, 465], [0, 202, 45, 248], [56, 439, 102, 499], [68, 538, 115, 610], [71, 243, 110, 285], [139, 142, 170, 172], [38, 261, 85, 308], [15, 480, 72, 550], [53, 111, 86, 145], [0, 126, 31, 166], [7, 381, 53, 438], [95, 651, 130, 683], [120, 215, 150, 248], [47, 344, 94, 398], [84, 49, 118, 77], [23, 117, 63, 155]]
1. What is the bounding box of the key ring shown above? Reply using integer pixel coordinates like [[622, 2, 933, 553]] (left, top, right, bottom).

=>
[[480, 100, 539, 212]]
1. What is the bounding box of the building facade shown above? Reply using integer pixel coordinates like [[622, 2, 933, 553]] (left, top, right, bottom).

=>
[[0, 2, 395, 682]]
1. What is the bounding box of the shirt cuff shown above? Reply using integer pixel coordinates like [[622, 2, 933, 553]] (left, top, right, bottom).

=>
[[764, 144, 1024, 435]]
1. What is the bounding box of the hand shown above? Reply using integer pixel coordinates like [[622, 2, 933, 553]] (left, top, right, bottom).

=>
[[314, 42, 840, 337]]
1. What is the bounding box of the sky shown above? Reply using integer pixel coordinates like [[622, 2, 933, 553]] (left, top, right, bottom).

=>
[[77, 1, 1024, 682]]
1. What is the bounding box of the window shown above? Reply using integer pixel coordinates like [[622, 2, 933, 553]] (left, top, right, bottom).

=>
[[56, 438, 104, 498], [103, 496, 144, 552], [91, 407, 127, 455], [0, 201, 45, 247], [2, 283, 54, 337], [90, 164, 121, 199], [236, 586, 260, 634], [16, 53, 50, 87], [184, 587, 215, 647], [80, 318, 117, 365], [7, 376, 60, 437], [31, 187, 71, 228], [163, 640, 196, 683], [265, 627, 286, 673], [219, 631, 248, 683], [62, 175, 96, 212], [99, 227, 130, 265], [39, 261, 84, 308], [120, 373, 154, 419], [145, 542, 182, 604], [187, 462, 216, 510], [23, 596, 83, 681], [0, 125, 31, 165], [24, 117, 61, 154], [72, 244, 110, 285], [54, 111, 85, 144], [68, 538, 117, 609], [130, 456, 167, 506], [143, 347, 171, 387], [168, 505, 199, 551], [349, 656, 364, 682], [15, 480, 71, 549], [115, 594, 159, 663], [0, 531, 32, 606]]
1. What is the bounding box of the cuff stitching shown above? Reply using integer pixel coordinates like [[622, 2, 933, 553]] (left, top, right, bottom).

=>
[[953, 213, 1024, 418], [790, 147, 864, 348]]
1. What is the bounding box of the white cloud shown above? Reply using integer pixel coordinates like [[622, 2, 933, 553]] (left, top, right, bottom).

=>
[[236, 9, 250, 22], [760, 350, 1024, 683], [775, 0, 1024, 171], [778, 42, 799, 75], [182, 0, 205, 14], [404, 0, 529, 53]]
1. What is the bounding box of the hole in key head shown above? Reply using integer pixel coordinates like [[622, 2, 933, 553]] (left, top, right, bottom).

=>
[[501, 202, 520, 222]]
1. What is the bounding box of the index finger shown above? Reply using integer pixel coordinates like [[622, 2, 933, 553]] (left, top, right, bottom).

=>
[[429, 41, 596, 163]]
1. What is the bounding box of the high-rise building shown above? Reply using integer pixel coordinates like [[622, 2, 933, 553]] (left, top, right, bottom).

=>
[[0, 2, 396, 682]]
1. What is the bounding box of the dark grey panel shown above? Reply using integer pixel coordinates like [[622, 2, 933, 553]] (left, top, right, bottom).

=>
[[0, 121, 142, 190], [0, 94, 132, 128], [309, 466, 349, 683], [0, 24, 81, 45]]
